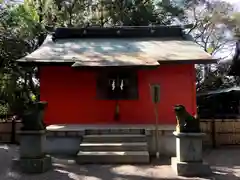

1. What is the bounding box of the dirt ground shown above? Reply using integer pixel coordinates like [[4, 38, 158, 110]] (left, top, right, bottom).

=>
[[0, 144, 240, 180]]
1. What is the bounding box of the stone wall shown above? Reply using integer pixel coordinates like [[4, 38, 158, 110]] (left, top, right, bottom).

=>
[[146, 128, 175, 157], [45, 130, 84, 155], [45, 125, 177, 157]]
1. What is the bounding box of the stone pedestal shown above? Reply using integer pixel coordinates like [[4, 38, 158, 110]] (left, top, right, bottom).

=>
[[171, 131, 212, 177], [20, 130, 46, 158], [14, 130, 52, 174]]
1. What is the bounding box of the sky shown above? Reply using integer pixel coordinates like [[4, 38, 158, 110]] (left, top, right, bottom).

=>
[[223, 0, 240, 10], [215, 0, 240, 60], [224, 0, 239, 3]]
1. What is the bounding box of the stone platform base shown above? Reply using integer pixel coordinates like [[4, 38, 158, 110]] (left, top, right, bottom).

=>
[[13, 155, 52, 174], [171, 157, 212, 177]]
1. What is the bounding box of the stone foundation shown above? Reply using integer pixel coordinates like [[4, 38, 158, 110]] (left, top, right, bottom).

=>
[[171, 157, 212, 177], [146, 129, 175, 157], [13, 155, 52, 174], [46, 124, 176, 157], [45, 129, 84, 155]]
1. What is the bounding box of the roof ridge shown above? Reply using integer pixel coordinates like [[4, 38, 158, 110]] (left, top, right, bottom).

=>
[[52, 25, 184, 41]]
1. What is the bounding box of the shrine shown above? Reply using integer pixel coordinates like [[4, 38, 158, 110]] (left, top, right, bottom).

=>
[[18, 26, 215, 125], [17, 26, 216, 164]]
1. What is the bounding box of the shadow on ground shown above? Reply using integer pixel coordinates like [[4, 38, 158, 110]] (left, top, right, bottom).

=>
[[211, 168, 240, 180], [10, 155, 205, 180], [0, 145, 240, 180], [204, 147, 240, 180]]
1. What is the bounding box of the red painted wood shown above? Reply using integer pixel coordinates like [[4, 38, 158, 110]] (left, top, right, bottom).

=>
[[40, 64, 196, 125]]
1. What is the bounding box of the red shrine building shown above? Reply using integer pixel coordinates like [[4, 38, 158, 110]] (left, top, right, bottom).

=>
[[18, 26, 216, 126]]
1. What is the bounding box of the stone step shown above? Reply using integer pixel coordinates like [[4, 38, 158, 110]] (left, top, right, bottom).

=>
[[85, 129, 145, 135], [82, 134, 146, 143], [76, 151, 150, 164], [79, 142, 148, 151]]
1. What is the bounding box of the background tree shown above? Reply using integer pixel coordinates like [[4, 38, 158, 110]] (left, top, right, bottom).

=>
[[0, 0, 239, 117], [183, 0, 239, 92], [0, 1, 43, 117]]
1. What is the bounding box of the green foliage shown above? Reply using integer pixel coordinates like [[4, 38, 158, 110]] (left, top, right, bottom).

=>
[[0, 2, 43, 116], [0, 103, 9, 117], [206, 47, 214, 54], [222, 12, 240, 37]]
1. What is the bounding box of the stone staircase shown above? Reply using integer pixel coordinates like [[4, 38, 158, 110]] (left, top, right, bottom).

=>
[[76, 128, 150, 164]]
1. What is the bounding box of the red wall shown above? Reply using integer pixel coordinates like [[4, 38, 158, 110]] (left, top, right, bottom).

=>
[[40, 64, 196, 125]]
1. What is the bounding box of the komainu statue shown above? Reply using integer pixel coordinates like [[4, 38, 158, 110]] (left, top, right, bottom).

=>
[[174, 104, 201, 133], [21, 101, 48, 131]]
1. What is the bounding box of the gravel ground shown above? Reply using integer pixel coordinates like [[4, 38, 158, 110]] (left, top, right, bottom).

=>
[[0, 144, 240, 180]]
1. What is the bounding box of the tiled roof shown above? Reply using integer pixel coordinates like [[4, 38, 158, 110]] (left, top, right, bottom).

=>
[[18, 26, 217, 66]]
